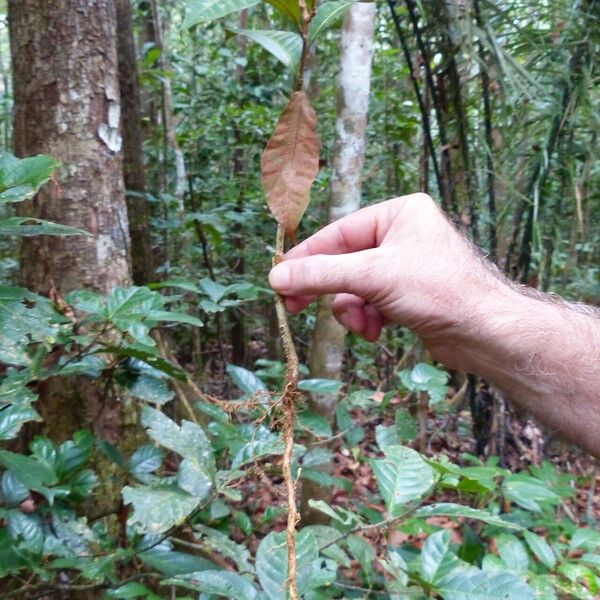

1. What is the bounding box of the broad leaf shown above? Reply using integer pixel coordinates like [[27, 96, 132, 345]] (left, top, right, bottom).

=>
[[7, 511, 44, 554], [436, 567, 535, 600], [227, 364, 266, 396], [0, 450, 58, 489], [0, 286, 61, 366], [256, 529, 318, 599], [496, 534, 529, 574], [0, 153, 58, 203], [183, 0, 260, 28], [165, 570, 258, 599], [1, 471, 29, 506], [194, 524, 254, 573], [231, 29, 302, 69], [140, 547, 217, 576], [297, 411, 332, 438], [523, 531, 556, 569], [129, 445, 165, 483], [123, 485, 200, 533], [421, 530, 462, 584], [308, 0, 357, 45], [141, 407, 215, 500], [127, 374, 174, 405], [502, 474, 560, 511], [414, 503, 524, 531], [231, 437, 285, 469], [0, 217, 87, 236], [264, 0, 300, 24], [0, 405, 41, 440], [370, 445, 435, 515], [262, 91, 320, 240], [399, 363, 449, 405], [298, 378, 342, 394]]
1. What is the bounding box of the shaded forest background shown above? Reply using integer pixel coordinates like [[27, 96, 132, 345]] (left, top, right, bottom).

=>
[[0, 0, 598, 598]]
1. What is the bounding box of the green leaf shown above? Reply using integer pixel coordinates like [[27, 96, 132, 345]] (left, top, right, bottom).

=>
[[421, 530, 462, 584], [298, 378, 342, 395], [297, 411, 332, 438], [0, 405, 41, 440], [198, 277, 227, 303], [0, 153, 58, 203], [414, 504, 524, 531], [165, 570, 258, 599], [70, 469, 97, 499], [140, 548, 217, 576], [496, 534, 529, 574], [1, 471, 29, 506], [0, 216, 88, 236], [101, 344, 186, 381], [399, 363, 449, 404], [335, 405, 364, 445], [57, 430, 93, 477], [227, 364, 266, 395], [304, 525, 351, 568], [347, 534, 376, 582], [370, 445, 435, 516], [123, 485, 200, 533], [436, 567, 535, 600], [569, 528, 600, 552], [396, 408, 417, 442], [503, 474, 560, 512], [307, 499, 363, 527], [523, 531, 556, 569], [106, 582, 157, 598], [195, 524, 254, 573], [145, 310, 204, 328], [0, 286, 60, 366], [256, 529, 318, 599], [141, 407, 215, 500], [183, 0, 260, 28], [264, 0, 300, 24], [231, 436, 284, 469], [230, 29, 302, 69], [375, 424, 398, 450], [7, 511, 44, 554], [0, 449, 58, 489], [128, 374, 174, 405], [308, 0, 357, 45], [129, 445, 165, 483]]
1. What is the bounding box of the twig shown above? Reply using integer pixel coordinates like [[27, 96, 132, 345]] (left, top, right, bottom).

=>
[[274, 224, 301, 600]]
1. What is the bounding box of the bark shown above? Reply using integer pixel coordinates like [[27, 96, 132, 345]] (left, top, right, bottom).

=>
[[301, 3, 376, 525], [10, 0, 131, 295], [116, 0, 155, 285]]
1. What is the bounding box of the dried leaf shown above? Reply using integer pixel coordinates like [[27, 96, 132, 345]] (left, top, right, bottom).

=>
[[261, 91, 319, 239]]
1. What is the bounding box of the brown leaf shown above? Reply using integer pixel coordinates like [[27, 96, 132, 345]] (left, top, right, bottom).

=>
[[261, 91, 319, 239]]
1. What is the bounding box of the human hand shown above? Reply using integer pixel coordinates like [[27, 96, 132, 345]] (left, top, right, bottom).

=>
[[268, 194, 508, 367]]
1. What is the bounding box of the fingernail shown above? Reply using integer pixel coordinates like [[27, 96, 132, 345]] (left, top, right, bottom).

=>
[[269, 263, 291, 291]]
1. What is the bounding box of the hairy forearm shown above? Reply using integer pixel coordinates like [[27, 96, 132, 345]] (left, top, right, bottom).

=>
[[455, 284, 600, 456]]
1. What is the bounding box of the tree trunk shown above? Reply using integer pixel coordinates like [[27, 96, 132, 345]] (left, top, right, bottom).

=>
[[116, 0, 156, 285], [10, 0, 131, 295], [301, 3, 376, 525], [9, 0, 137, 514]]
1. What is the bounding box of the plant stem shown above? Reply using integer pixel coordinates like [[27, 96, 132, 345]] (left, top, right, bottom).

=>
[[274, 224, 300, 599]]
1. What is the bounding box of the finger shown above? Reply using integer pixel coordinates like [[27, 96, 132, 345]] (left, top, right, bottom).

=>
[[284, 199, 395, 260], [269, 250, 380, 299], [332, 294, 367, 333], [283, 295, 317, 314], [363, 304, 383, 342]]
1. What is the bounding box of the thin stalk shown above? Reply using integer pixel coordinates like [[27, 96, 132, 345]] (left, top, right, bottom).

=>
[[274, 224, 300, 600]]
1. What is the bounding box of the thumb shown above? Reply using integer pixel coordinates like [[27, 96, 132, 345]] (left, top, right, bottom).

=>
[[268, 251, 377, 299]]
